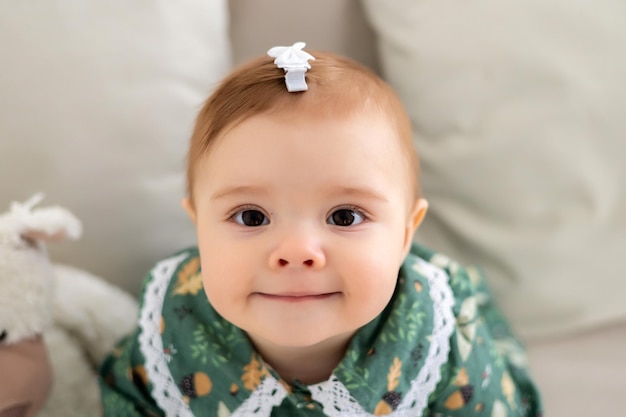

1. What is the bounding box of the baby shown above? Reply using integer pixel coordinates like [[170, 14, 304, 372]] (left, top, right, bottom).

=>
[[99, 43, 542, 417]]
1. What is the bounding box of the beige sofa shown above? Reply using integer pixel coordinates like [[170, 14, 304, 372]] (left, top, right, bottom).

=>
[[1, 0, 624, 415]]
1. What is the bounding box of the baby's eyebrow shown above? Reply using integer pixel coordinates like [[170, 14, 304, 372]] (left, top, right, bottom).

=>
[[210, 185, 389, 203], [210, 185, 267, 200], [328, 186, 389, 203]]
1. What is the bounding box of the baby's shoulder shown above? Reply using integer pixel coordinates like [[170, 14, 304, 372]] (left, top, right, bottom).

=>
[[406, 245, 540, 414]]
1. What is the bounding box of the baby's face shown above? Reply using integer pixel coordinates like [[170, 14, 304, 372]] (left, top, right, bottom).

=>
[[190, 110, 424, 351]]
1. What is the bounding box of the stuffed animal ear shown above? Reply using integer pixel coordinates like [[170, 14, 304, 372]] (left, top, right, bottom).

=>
[[20, 224, 81, 242], [8, 193, 83, 243]]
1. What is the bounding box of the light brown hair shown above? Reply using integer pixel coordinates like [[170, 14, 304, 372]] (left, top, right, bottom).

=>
[[186, 50, 420, 206]]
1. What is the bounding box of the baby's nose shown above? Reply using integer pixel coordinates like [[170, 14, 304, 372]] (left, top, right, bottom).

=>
[[268, 234, 325, 269]]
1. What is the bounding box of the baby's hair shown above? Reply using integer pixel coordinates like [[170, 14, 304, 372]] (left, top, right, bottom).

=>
[[186, 50, 420, 206]]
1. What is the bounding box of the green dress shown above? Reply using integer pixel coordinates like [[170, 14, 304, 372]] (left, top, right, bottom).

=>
[[99, 243, 542, 416]]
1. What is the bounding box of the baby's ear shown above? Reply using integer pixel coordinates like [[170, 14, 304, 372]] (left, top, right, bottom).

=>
[[181, 197, 197, 224], [409, 198, 428, 232], [401, 198, 428, 258]]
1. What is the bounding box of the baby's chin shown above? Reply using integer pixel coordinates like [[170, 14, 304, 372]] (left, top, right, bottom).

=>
[[246, 326, 358, 352]]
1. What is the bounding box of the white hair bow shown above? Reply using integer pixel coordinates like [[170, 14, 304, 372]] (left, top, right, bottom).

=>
[[267, 42, 316, 92]]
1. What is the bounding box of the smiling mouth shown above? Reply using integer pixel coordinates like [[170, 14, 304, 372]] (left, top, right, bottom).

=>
[[255, 292, 340, 302]]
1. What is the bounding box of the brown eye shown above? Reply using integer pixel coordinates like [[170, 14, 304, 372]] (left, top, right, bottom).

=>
[[0, 330, 7, 343], [328, 209, 364, 226], [234, 209, 269, 227]]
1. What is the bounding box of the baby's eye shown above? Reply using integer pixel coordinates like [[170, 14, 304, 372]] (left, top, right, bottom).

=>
[[233, 209, 269, 227], [327, 209, 365, 227]]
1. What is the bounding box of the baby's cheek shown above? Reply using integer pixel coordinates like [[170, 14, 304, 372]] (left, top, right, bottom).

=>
[[202, 279, 236, 322], [349, 262, 398, 306]]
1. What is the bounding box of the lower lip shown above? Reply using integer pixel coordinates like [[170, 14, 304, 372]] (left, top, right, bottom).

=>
[[256, 293, 339, 303]]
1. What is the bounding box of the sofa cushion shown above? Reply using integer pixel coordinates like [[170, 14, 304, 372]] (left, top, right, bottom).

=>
[[363, 0, 626, 339], [0, 1, 231, 294]]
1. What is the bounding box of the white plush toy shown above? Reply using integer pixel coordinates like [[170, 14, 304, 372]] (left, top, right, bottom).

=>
[[0, 194, 139, 417]]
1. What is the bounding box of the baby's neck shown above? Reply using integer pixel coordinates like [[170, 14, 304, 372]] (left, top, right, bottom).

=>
[[249, 332, 354, 385]]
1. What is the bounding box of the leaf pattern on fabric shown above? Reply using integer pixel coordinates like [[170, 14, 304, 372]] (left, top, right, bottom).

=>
[[373, 357, 404, 415], [217, 401, 231, 417], [190, 325, 211, 365], [457, 329, 473, 362], [465, 266, 482, 287], [338, 349, 371, 391], [380, 293, 424, 344], [241, 354, 269, 391], [190, 321, 246, 367], [501, 371, 517, 409], [387, 357, 402, 391], [173, 257, 203, 296], [491, 400, 508, 417]]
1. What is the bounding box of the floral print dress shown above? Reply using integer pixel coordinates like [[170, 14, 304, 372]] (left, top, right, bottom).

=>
[[99, 244, 542, 417]]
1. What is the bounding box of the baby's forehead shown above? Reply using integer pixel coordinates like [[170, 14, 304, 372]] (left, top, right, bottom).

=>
[[214, 101, 413, 163], [216, 106, 399, 151], [206, 111, 409, 182], [200, 115, 413, 201], [192, 108, 419, 204]]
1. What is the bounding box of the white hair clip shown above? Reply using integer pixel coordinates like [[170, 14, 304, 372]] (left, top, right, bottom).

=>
[[267, 42, 316, 92]]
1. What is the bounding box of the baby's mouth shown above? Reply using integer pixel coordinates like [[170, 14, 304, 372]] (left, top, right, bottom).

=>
[[255, 292, 340, 302]]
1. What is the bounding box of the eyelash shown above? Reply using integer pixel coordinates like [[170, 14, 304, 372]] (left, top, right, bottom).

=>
[[330, 205, 370, 223], [227, 204, 267, 219]]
